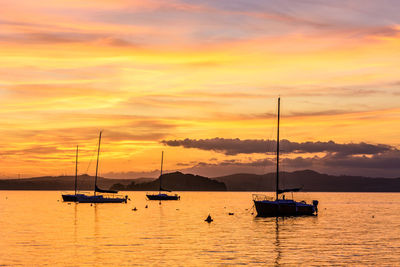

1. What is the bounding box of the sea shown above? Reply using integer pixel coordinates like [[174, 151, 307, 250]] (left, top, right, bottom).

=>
[[1, 191, 399, 266]]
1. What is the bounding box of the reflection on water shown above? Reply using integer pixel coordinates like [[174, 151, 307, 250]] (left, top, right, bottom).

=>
[[274, 217, 281, 266], [1, 191, 400, 265]]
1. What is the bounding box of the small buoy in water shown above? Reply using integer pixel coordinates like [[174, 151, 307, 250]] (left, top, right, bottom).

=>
[[228, 212, 234, 215], [90, 203, 93, 206], [159, 201, 161, 205], [251, 212, 254, 215], [176, 208, 179, 211], [132, 207, 137, 211], [205, 214, 213, 223], [145, 205, 148, 208], [372, 215, 375, 218]]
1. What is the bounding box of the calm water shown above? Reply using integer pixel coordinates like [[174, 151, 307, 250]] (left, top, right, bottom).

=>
[[1, 191, 400, 266]]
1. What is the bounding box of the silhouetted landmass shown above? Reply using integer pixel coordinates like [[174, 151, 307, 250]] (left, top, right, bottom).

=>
[[123, 171, 227, 191], [1, 170, 400, 192], [0, 172, 226, 191], [214, 169, 400, 192], [0, 174, 143, 190]]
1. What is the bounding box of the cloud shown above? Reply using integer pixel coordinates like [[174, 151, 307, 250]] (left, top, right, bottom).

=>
[[0, 145, 63, 156], [0, 32, 138, 48], [161, 138, 394, 156], [170, 149, 400, 178]]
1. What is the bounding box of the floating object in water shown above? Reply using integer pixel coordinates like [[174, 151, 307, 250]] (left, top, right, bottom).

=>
[[132, 207, 137, 211], [205, 214, 213, 223], [372, 215, 375, 218], [228, 212, 234, 215], [145, 205, 148, 208], [176, 208, 179, 211], [67, 203, 71, 205]]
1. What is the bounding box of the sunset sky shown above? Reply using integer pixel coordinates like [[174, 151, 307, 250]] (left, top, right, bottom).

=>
[[1, 0, 400, 178]]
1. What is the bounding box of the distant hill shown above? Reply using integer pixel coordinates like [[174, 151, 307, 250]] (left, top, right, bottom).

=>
[[123, 172, 227, 191], [1, 170, 400, 192], [0, 174, 143, 190], [0, 172, 226, 191], [214, 169, 400, 192]]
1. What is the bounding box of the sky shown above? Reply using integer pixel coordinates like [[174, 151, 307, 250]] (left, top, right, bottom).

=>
[[1, 0, 400, 179]]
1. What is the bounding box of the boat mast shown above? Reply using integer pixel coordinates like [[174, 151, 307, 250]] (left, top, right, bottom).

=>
[[159, 151, 164, 193], [276, 97, 280, 200], [94, 131, 102, 196], [75, 145, 78, 195]]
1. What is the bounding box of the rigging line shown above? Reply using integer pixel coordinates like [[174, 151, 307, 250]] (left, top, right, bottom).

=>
[[247, 204, 256, 214], [85, 139, 99, 174], [265, 100, 278, 174]]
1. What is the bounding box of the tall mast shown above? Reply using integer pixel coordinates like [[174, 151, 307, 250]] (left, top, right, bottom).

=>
[[159, 151, 164, 193], [276, 97, 280, 200], [94, 131, 102, 196], [75, 145, 78, 195]]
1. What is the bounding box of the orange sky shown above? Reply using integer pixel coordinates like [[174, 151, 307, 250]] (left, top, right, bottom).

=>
[[1, 0, 400, 178]]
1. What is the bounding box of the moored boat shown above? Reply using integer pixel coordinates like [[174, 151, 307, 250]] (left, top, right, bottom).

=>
[[146, 151, 180, 201], [76, 131, 128, 203], [62, 145, 82, 202], [253, 98, 318, 217]]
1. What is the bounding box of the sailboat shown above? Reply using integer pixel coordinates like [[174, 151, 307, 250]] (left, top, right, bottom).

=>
[[62, 145, 87, 202], [253, 98, 318, 216], [146, 151, 180, 200], [76, 131, 128, 203]]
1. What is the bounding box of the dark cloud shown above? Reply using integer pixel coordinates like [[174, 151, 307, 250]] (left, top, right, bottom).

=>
[[174, 149, 400, 178], [161, 138, 394, 156]]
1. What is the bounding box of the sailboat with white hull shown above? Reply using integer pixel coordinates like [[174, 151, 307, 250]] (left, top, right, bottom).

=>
[[146, 151, 180, 201], [253, 98, 318, 217], [76, 131, 128, 203]]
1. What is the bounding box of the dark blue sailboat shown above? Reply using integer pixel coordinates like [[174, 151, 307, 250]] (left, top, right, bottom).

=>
[[62, 146, 86, 202], [76, 131, 128, 203], [146, 151, 180, 201], [253, 98, 318, 216]]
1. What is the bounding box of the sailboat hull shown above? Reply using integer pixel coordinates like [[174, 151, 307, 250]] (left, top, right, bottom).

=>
[[62, 194, 89, 202], [254, 200, 316, 217], [146, 194, 180, 200], [77, 195, 128, 203], [62, 194, 78, 202]]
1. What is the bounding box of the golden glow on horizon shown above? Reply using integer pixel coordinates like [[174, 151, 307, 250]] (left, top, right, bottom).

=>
[[0, 0, 399, 178]]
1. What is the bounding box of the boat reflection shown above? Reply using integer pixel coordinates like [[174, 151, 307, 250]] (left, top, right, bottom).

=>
[[253, 216, 318, 266], [274, 217, 281, 266]]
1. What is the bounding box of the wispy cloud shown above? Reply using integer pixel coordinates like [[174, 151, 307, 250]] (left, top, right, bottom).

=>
[[1, 0, 400, 178]]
